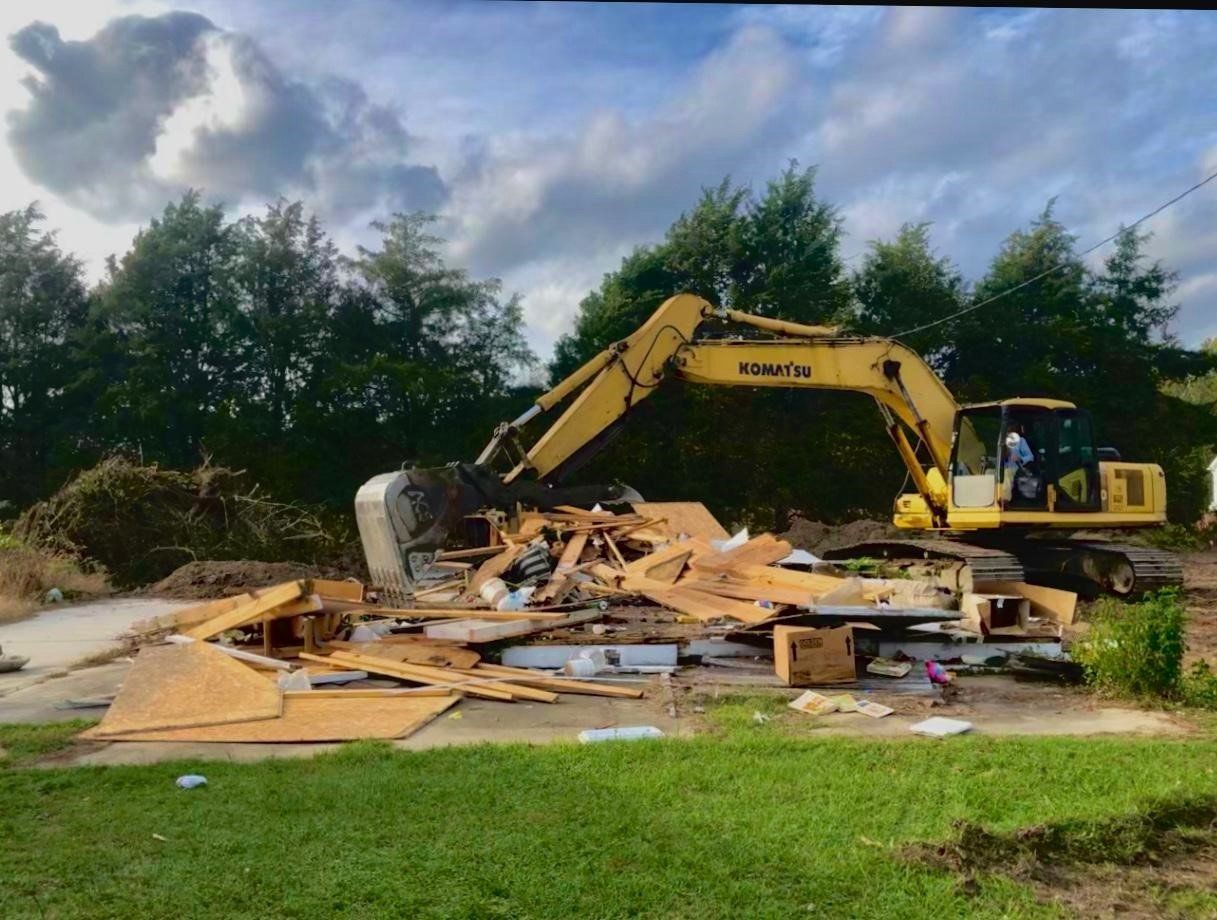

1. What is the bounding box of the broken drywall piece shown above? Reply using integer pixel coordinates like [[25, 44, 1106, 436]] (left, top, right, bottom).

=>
[[910, 716, 973, 737], [578, 726, 664, 743]]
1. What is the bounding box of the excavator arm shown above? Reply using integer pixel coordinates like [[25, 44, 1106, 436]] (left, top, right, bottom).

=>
[[480, 293, 958, 522]]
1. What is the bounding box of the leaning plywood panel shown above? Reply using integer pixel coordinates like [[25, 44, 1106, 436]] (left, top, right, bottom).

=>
[[88, 695, 457, 743], [631, 502, 730, 542], [87, 643, 282, 737]]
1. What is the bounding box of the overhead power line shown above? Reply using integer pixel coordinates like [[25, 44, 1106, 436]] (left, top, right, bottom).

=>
[[889, 167, 1217, 338]]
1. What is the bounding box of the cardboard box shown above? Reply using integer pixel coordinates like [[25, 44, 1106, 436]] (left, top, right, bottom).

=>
[[961, 593, 1029, 635], [773, 625, 857, 686]]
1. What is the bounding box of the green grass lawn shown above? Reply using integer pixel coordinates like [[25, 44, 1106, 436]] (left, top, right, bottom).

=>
[[3, 718, 1217, 919]]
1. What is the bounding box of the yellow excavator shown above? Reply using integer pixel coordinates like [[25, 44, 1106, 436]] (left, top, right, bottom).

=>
[[356, 293, 1180, 601]]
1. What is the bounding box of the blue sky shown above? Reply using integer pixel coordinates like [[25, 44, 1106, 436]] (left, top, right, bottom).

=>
[[1, 2, 1214, 358]]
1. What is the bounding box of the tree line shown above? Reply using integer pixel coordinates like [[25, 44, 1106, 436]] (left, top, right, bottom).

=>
[[1, 166, 1214, 529]]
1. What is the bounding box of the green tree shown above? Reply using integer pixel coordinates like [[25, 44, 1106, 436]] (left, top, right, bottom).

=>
[[297, 213, 534, 504], [0, 205, 90, 509], [851, 222, 965, 365], [89, 191, 241, 468]]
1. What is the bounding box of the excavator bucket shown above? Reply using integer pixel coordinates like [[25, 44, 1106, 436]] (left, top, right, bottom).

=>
[[355, 462, 642, 603]]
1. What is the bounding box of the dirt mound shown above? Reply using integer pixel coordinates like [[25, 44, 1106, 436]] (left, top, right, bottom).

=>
[[779, 514, 901, 554], [144, 560, 354, 600]]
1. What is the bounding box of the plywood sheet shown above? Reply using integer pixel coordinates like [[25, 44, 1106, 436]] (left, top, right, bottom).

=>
[[631, 502, 730, 542], [90, 643, 282, 737], [88, 695, 457, 743]]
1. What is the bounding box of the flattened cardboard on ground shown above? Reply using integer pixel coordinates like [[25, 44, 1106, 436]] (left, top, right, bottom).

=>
[[773, 624, 857, 686], [87, 695, 458, 743], [87, 642, 283, 738], [975, 580, 1077, 625]]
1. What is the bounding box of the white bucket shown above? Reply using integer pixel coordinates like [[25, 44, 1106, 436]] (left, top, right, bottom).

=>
[[479, 577, 509, 608]]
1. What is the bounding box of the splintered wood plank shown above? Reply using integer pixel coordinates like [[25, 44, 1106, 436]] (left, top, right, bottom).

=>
[[690, 535, 794, 574], [313, 579, 365, 602], [304, 651, 517, 701], [637, 583, 776, 625], [423, 608, 605, 644], [325, 639, 481, 669], [284, 688, 454, 699], [723, 564, 844, 595], [535, 531, 589, 603], [85, 695, 457, 743], [468, 544, 527, 594], [472, 663, 645, 699], [89, 643, 283, 737], [314, 650, 555, 704], [184, 581, 308, 640], [623, 541, 699, 585], [631, 502, 730, 541], [679, 576, 814, 607], [130, 592, 258, 635]]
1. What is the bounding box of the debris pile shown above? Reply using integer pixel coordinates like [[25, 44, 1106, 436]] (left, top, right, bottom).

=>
[[85, 501, 1079, 745]]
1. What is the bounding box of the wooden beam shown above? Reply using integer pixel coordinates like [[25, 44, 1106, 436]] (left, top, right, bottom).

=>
[[473, 663, 645, 699], [183, 581, 309, 640]]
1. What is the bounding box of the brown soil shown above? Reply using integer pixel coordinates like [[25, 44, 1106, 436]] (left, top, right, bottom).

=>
[[141, 560, 354, 599], [779, 514, 901, 554], [908, 797, 1217, 918], [1184, 550, 1217, 667]]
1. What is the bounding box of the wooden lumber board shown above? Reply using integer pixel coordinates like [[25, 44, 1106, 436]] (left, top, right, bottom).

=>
[[323, 651, 557, 704], [89, 643, 283, 737], [679, 576, 814, 607], [184, 581, 308, 640], [719, 564, 844, 594], [84, 695, 458, 743], [534, 532, 589, 603], [623, 541, 699, 584], [473, 663, 645, 699], [313, 579, 365, 602], [690, 535, 794, 573], [423, 608, 605, 644], [303, 651, 520, 702], [468, 543, 527, 594], [436, 545, 507, 561], [284, 688, 454, 699], [325, 639, 480, 669], [637, 583, 776, 625], [332, 604, 566, 621], [129, 592, 257, 635], [631, 502, 730, 541]]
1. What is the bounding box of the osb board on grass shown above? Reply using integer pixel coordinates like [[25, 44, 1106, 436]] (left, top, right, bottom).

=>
[[631, 502, 730, 542], [85, 642, 282, 738], [83, 695, 459, 743]]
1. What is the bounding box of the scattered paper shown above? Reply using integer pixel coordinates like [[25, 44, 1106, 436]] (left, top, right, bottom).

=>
[[856, 701, 894, 719], [910, 717, 973, 737], [788, 690, 839, 715], [866, 658, 912, 678], [829, 694, 859, 713], [578, 726, 665, 743]]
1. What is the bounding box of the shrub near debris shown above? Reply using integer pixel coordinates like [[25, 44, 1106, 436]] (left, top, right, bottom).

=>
[[14, 456, 357, 589], [0, 530, 109, 621], [1075, 589, 1217, 707]]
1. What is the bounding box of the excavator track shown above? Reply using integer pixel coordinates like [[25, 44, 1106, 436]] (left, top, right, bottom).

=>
[[820, 537, 1182, 597], [820, 539, 1026, 585], [1013, 540, 1183, 597]]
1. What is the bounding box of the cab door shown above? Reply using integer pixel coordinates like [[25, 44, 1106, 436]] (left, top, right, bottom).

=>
[[1051, 409, 1101, 511]]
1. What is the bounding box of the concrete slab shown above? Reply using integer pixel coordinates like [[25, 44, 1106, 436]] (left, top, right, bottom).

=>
[[0, 598, 191, 696], [62, 686, 685, 766]]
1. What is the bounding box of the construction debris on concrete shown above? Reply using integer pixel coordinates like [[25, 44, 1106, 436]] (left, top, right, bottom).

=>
[[87, 502, 1076, 744]]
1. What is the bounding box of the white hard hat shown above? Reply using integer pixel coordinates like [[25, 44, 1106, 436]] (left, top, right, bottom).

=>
[[1005, 432, 1020, 447]]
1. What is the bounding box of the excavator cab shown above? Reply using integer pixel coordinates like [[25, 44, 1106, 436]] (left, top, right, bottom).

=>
[[949, 399, 1105, 517]]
